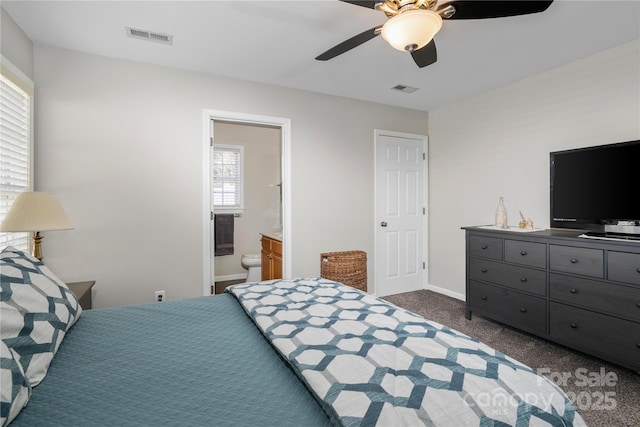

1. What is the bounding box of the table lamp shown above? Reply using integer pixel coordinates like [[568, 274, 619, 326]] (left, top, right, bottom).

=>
[[0, 192, 72, 260]]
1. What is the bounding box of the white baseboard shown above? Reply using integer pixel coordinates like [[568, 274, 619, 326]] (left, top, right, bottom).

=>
[[424, 283, 465, 301], [214, 273, 247, 282]]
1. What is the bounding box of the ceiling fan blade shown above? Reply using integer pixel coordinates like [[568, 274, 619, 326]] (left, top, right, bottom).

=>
[[316, 26, 382, 61], [411, 40, 437, 68], [339, 0, 379, 9], [439, 1, 553, 19]]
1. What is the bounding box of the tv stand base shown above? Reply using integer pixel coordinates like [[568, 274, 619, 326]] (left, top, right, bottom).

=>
[[583, 232, 640, 242], [605, 222, 640, 237]]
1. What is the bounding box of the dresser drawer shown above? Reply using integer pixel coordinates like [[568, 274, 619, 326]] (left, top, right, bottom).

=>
[[505, 240, 546, 268], [469, 235, 502, 260], [469, 281, 546, 334], [550, 302, 640, 371], [550, 274, 640, 322], [608, 251, 640, 285], [549, 245, 603, 278], [470, 258, 546, 296]]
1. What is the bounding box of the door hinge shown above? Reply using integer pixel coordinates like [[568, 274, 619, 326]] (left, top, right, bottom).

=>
[[423, 262, 426, 269], [423, 152, 426, 160], [210, 211, 214, 220], [423, 207, 426, 215], [210, 137, 214, 147]]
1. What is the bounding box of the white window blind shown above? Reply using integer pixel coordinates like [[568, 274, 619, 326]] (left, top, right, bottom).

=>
[[212, 144, 243, 211], [0, 69, 33, 250]]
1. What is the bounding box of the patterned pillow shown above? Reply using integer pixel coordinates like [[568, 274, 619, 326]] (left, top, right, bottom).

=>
[[0, 340, 31, 426], [0, 246, 82, 386]]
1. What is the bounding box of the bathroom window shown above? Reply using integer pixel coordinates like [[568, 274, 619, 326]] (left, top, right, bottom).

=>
[[0, 64, 34, 251], [212, 144, 244, 211]]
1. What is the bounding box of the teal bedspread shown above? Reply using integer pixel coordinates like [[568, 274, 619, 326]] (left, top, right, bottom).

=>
[[11, 294, 332, 426]]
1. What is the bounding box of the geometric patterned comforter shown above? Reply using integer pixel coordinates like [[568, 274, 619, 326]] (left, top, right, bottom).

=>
[[228, 278, 586, 427]]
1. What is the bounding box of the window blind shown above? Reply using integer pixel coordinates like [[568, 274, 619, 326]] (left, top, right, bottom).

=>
[[212, 145, 243, 210], [0, 72, 33, 250]]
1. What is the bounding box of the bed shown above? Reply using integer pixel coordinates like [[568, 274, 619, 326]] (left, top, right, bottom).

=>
[[1, 246, 586, 426]]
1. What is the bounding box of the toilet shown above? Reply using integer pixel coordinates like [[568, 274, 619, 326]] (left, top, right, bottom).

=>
[[241, 254, 262, 283]]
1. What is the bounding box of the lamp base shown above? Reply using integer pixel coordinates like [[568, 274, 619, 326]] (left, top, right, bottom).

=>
[[32, 231, 43, 261]]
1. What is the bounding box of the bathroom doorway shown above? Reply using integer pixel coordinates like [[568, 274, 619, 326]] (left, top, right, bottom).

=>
[[202, 110, 291, 296], [212, 121, 281, 293]]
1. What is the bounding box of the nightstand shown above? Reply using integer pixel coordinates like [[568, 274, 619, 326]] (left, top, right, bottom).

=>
[[66, 281, 96, 310]]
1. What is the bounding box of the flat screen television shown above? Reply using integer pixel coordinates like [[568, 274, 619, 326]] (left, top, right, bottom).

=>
[[550, 139, 640, 239]]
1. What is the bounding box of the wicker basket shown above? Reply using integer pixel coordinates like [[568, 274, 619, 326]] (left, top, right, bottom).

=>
[[320, 250, 367, 291]]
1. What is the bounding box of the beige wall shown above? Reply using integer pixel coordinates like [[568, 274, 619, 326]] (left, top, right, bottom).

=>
[[428, 39, 640, 299], [213, 122, 281, 279], [32, 46, 429, 308], [1, 7, 34, 79]]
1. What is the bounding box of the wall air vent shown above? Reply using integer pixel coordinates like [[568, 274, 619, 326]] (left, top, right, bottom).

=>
[[391, 84, 419, 94], [126, 27, 173, 45]]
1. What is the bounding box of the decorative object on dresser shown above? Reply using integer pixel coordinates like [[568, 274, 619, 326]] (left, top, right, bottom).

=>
[[320, 250, 367, 291], [0, 192, 72, 260], [66, 281, 96, 310], [494, 196, 508, 229], [518, 210, 534, 230], [518, 211, 527, 229], [464, 226, 640, 371], [261, 233, 282, 280]]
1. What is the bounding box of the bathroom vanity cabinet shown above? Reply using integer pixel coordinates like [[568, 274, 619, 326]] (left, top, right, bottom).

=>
[[261, 234, 282, 281], [463, 226, 640, 371]]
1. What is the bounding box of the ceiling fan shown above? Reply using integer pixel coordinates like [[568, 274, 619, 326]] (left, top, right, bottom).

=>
[[316, 0, 554, 68]]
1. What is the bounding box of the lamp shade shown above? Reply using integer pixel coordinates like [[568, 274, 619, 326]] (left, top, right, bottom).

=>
[[381, 9, 443, 52], [0, 192, 72, 232]]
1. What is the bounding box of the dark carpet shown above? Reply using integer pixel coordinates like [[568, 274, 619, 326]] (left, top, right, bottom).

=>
[[383, 290, 640, 427]]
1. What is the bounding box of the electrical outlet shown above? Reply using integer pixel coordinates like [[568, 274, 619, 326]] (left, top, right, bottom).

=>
[[154, 290, 165, 302]]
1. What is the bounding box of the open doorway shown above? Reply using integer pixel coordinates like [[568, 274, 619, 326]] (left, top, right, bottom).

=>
[[202, 110, 291, 296], [212, 121, 281, 293]]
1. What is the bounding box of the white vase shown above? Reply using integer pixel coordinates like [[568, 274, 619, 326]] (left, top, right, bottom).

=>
[[495, 197, 508, 229]]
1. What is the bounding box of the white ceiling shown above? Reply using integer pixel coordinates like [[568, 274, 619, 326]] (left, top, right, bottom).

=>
[[3, 0, 639, 111]]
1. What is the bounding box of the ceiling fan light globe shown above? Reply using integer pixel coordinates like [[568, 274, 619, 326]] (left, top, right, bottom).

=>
[[381, 9, 442, 52]]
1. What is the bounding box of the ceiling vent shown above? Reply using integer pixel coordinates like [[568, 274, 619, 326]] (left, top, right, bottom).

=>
[[126, 27, 173, 45], [391, 84, 419, 94]]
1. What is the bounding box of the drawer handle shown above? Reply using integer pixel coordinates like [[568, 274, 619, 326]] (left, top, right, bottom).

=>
[[570, 288, 578, 294], [481, 296, 487, 301], [520, 308, 527, 313], [481, 245, 488, 250], [520, 251, 527, 256], [570, 258, 578, 264], [481, 268, 488, 273], [570, 323, 578, 329], [520, 277, 528, 283], [636, 267, 640, 274], [636, 302, 640, 309]]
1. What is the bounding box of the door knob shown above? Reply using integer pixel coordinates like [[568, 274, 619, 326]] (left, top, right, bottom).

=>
[[380, 221, 388, 227]]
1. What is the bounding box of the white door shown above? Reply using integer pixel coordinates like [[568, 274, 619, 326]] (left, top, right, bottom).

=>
[[374, 130, 427, 297]]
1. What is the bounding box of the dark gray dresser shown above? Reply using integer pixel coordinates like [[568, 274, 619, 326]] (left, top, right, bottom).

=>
[[463, 226, 640, 371]]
